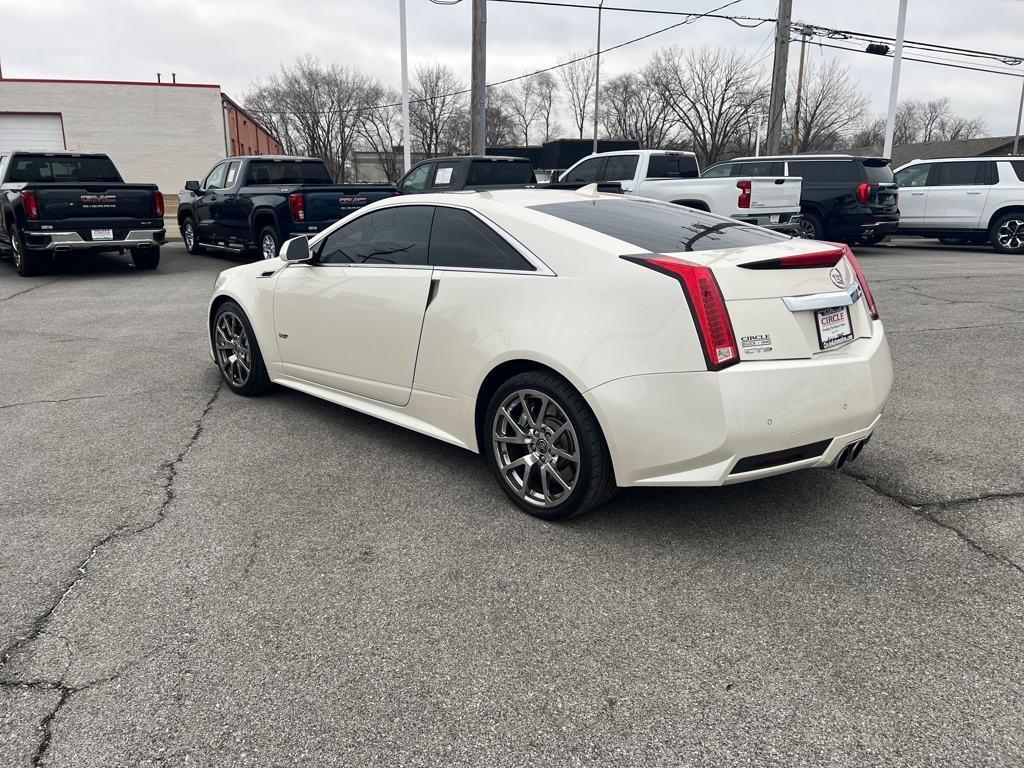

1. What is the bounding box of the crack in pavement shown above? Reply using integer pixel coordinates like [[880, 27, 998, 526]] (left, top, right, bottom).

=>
[[0, 381, 223, 765], [844, 470, 1024, 576], [0, 391, 159, 411], [895, 283, 1024, 316], [0, 278, 63, 303], [887, 321, 1024, 334]]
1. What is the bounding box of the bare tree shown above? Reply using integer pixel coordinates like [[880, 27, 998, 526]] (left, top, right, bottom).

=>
[[600, 68, 676, 148], [485, 87, 518, 146], [533, 72, 561, 142], [558, 51, 597, 139], [245, 80, 299, 155], [504, 75, 544, 145], [649, 46, 767, 165], [356, 84, 403, 182], [785, 59, 869, 152], [411, 63, 467, 156], [938, 115, 986, 141]]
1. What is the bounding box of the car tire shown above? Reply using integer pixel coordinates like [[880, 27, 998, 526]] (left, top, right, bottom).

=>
[[181, 216, 205, 255], [484, 370, 616, 521], [8, 224, 47, 277], [131, 248, 160, 270], [258, 225, 281, 261], [212, 301, 273, 396], [989, 212, 1024, 254], [797, 212, 824, 240]]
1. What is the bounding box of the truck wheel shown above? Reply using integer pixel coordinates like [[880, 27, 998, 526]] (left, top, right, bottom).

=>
[[258, 225, 280, 260], [131, 248, 160, 270], [797, 213, 823, 240], [181, 216, 205, 255], [990, 212, 1024, 254], [8, 224, 47, 277]]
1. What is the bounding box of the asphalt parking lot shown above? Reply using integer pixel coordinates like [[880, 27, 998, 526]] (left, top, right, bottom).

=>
[[1, 240, 1022, 766]]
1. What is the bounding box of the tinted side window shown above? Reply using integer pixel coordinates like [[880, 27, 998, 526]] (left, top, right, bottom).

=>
[[429, 207, 533, 271], [935, 162, 988, 186], [1011, 161, 1024, 182], [465, 161, 535, 186], [400, 163, 431, 193], [601, 155, 639, 181], [701, 164, 733, 178], [204, 163, 228, 190], [895, 164, 931, 188], [647, 155, 700, 179], [564, 158, 604, 184], [531, 198, 788, 253], [789, 160, 858, 183], [431, 162, 458, 188], [319, 206, 433, 265], [736, 161, 784, 177]]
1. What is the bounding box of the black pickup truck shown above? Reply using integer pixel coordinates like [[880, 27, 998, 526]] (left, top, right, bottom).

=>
[[395, 155, 623, 195], [0, 151, 165, 276], [178, 156, 395, 260]]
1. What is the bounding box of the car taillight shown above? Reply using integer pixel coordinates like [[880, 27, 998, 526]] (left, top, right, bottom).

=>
[[856, 182, 877, 204], [841, 245, 879, 320], [289, 193, 305, 222], [623, 255, 739, 370], [154, 192, 164, 218], [23, 191, 39, 220], [736, 180, 751, 209], [739, 248, 844, 270]]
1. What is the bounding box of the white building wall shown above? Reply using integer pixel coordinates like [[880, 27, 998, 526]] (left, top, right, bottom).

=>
[[0, 80, 228, 199]]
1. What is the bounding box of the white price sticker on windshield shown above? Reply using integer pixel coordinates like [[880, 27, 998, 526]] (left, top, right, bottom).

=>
[[435, 166, 454, 185]]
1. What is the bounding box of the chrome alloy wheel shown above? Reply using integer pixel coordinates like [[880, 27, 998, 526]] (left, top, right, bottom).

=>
[[214, 311, 252, 387], [797, 218, 817, 239], [9, 228, 23, 270], [492, 389, 581, 508], [183, 220, 196, 251], [996, 218, 1024, 250], [261, 233, 277, 260]]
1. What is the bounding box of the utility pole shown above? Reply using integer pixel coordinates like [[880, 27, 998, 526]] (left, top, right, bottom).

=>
[[399, 0, 411, 173], [882, 0, 908, 159], [1014, 78, 1024, 155], [766, 0, 792, 154], [791, 27, 810, 154], [470, 0, 487, 155], [755, 112, 763, 157], [593, 0, 605, 154]]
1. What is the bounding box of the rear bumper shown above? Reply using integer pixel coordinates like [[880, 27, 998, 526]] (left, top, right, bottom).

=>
[[828, 215, 899, 240], [584, 326, 893, 487], [736, 211, 801, 233], [23, 229, 166, 252]]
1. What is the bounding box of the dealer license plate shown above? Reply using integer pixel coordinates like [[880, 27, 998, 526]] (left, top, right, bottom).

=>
[[815, 306, 854, 350], [91, 229, 114, 241]]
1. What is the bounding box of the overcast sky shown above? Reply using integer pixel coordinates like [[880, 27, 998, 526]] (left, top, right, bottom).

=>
[[2, 0, 1023, 136]]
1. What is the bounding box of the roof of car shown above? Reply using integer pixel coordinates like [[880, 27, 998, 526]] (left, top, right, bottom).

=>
[[900, 155, 1024, 164], [237, 155, 326, 162], [5, 151, 111, 157], [726, 154, 888, 162]]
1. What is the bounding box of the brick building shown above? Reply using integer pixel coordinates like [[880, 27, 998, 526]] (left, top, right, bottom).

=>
[[0, 76, 281, 199]]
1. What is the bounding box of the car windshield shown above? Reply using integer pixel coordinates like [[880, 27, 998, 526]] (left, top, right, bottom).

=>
[[8, 154, 122, 183], [246, 161, 333, 185], [531, 198, 788, 253]]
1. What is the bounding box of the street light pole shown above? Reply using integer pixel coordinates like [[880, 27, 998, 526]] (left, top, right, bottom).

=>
[[470, 0, 487, 155], [399, 0, 411, 174], [755, 112, 763, 157], [1014, 78, 1024, 155], [593, 0, 605, 154], [882, 0, 908, 160]]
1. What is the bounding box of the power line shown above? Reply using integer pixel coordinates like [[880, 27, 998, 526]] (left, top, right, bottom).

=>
[[488, 0, 772, 27], [811, 40, 1024, 80]]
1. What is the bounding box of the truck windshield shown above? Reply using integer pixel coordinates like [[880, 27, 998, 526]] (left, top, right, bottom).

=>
[[245, 161, 333, 185], [8, 155, 122, 183]]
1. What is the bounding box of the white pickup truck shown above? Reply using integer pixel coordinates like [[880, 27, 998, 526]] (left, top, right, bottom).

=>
[[557, 150, 802, 233]]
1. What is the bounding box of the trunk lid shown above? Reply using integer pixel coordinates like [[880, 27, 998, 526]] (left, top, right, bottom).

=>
[[31, 183, 159, 220], [680, 239, 875, 362]]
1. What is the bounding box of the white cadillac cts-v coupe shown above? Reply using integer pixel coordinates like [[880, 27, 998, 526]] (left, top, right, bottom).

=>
[[208, 188, 892, 519]]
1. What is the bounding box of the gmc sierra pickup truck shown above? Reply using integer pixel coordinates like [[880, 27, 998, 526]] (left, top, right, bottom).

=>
[[557, 150, 803, 233], [178, 156, 395, 260], [0, 151, 165, 276]]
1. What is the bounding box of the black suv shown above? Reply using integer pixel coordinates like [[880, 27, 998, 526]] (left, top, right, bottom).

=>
[[702, 154, 899, 244]]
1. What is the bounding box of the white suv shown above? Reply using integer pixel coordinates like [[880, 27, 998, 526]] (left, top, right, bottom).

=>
[[893, 157, 1024, 253]]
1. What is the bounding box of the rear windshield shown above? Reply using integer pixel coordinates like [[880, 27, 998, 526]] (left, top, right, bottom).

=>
[[531, 198, 788, 253], [860, 159, 894, 183], [788, 160, 859, 183], [7, 154, 122, 183], [647, 155, 700, 179], [466, 161, 535, 186], [245, 161, 333, 185]]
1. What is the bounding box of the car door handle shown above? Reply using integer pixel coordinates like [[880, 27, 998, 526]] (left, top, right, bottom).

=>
[[910, 192, 925, 196], [966, 191, 983, 195]]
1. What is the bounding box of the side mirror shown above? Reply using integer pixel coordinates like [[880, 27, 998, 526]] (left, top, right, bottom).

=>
[[279, 235, 311, 263], [185, 180, 201, 193]]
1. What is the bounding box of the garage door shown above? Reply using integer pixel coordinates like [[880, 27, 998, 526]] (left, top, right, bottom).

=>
[[0, 113, 65, 152]]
